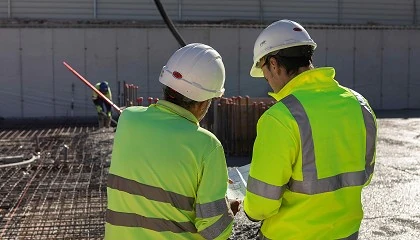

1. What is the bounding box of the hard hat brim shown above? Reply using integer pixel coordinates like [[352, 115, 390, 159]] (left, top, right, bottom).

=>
[[250, 64, 264, 78]]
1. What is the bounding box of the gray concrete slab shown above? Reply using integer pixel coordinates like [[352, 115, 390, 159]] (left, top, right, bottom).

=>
[[360, 118, 420, 239]]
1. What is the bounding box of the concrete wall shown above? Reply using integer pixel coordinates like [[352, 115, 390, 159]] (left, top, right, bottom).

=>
[[1, 26, 420, 118]]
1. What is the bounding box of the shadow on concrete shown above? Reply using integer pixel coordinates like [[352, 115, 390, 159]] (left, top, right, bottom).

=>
[[226, 156, 251, 167], [375, 109, 420, 119]]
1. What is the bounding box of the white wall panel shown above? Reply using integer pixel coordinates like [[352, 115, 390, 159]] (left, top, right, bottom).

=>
[[53, 29, 87, 117], [326, 29, 355, 88], [178, 28, 209, 45], [408, 30, 420, 108], [382, 30, 409, 109], [147, 28, 179, 97], [21, 29, 54, 117], [310, 29, 327, 67], [0, 29, 21, 118], [210, 28, 240, 97], [238, 28, 269, 97], [0, 26, 418, 118], [116, 29, 148, 101], [354, 30, 382, 109], [85, 29, 117, 116], [0, 1, 8, 18]]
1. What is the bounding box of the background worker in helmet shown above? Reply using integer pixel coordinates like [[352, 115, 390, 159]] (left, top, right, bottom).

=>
[[243, 19, 377, 239], [92, 81, 112, 128], [105, 43, 240, 240]]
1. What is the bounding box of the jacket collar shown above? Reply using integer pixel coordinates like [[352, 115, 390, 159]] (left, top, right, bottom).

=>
[[154, 100, 199, 125], [268, 67, 336, 101]]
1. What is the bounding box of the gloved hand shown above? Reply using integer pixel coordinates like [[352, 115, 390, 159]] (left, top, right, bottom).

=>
[[107, 111, 112, 117], [228, 198, 241, 216], [96, 105, 102, 113]]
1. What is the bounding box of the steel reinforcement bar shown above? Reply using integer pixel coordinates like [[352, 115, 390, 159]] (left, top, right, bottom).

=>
[[0, 123, 111, 239]]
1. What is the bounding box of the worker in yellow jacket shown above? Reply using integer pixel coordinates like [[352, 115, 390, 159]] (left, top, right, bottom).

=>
[[105, 43, 239, 239], [92, 81, 112, 128], [243, 19, 377, 239]]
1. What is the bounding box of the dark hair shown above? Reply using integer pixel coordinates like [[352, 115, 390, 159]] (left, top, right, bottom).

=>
[[267, 45, 314, 76], [163, 86, 198, 110]]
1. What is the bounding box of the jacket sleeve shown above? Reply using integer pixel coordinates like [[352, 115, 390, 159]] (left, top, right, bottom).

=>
[[92, 90, 98, 101], [195, 145, 233, 240], [108, 87, 112, 101], [348, 88, 378, 187], [244, 113, 297, 221], [362, 99, 377, 187]]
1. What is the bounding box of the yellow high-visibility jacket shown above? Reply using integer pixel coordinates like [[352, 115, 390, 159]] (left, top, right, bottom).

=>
[[105, 100, 233, 240], [92, 82, 112, 101], [244, 67, 377, 240]]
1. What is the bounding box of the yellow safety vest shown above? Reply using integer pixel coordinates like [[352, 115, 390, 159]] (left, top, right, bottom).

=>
[[244, 67, 377, 239], [92, 82, 112, 101], [105, 100, 233, 239]]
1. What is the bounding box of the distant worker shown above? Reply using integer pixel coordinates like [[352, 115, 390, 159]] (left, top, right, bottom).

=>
[[92, 81, 112, 128], [105, 43, 240, 239], [243, 19, 377, 239]]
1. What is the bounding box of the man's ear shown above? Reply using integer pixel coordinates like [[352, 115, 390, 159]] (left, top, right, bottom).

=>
[[269, 57, 277, 71]]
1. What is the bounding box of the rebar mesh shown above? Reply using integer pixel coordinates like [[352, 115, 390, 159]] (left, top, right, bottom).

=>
[[0, 123, 111, 239]]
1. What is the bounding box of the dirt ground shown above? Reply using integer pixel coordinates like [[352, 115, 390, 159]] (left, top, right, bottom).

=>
[[228, 113, 420, 239]]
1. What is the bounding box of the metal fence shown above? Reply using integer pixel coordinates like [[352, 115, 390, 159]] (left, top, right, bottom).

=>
[[0, 0, 419, 25], [122, 88, 274, 156]]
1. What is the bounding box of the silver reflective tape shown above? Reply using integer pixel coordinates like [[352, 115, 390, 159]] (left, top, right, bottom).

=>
[[362, 106, 376, 172], [247, 175, 286, 200], [289, 170, 368, 194], [199, 212, 233, 240], [106, 209, 197, 233], [280, 92, 376, 195], [349, 89, 377, 177], [107, 174, 194, 211], [196, 198, 229, 218], [281, 95, 317, 180]]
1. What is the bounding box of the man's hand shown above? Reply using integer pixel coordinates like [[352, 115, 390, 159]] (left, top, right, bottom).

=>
[[96, 105, 102, 113], [229, 199, 241, 216]]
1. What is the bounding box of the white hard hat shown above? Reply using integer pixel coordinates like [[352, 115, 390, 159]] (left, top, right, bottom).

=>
[[250, 19, 317, 77], [159, 43, 225, 102]]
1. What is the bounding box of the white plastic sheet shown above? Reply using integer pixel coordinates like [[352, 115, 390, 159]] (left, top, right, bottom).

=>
[[227, 164, 250, 200]]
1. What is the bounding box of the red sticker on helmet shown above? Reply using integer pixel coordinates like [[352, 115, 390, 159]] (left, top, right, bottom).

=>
[[173, 71, 183, 79], [293, 27, 302, 32]]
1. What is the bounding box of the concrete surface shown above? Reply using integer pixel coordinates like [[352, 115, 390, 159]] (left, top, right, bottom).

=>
[[359, 117, 420, 239]]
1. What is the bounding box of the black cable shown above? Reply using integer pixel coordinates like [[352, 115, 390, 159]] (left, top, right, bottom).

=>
[[153, 0, 187, 47]]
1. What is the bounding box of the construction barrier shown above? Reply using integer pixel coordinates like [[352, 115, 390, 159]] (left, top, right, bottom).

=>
[[122, 82, 140, 107]]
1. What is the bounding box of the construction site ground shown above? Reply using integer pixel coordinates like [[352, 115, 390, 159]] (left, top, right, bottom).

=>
[[0, 110, 419, 239]]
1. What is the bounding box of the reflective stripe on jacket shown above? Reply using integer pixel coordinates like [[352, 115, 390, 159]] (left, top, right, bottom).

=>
[[243, 67, 377, 239], [105, 100, 233, 240], [92, 82, 112, 100]]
